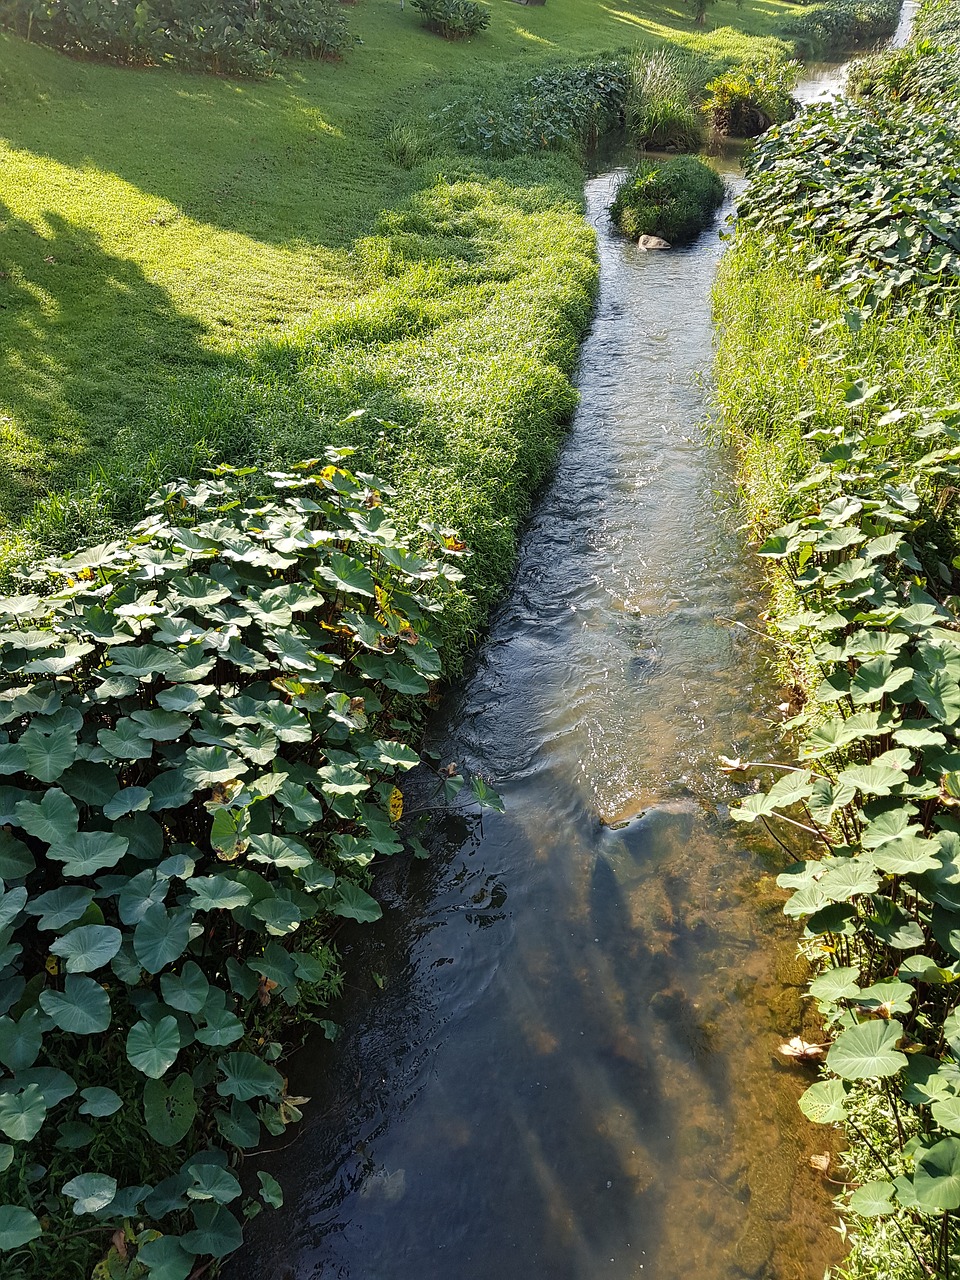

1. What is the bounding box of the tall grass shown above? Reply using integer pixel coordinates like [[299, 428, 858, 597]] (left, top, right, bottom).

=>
[[624, 47, 707, 149]]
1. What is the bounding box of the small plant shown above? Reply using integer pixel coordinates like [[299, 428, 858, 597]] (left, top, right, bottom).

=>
[[411, 0, 490, 39], [625, 48, 706, 151], [610, 155, 724, 245], [384, 122, 432, 169], [702, 58, 800, 137]]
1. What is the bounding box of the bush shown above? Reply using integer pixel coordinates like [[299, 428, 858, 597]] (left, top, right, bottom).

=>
[[610, 155, 724, 245], [0, 0, 351, 75], [625, 48, 706, 151], [435, 60, 627, 155], [702, 57, 800, 136], [411, 0, 489, 39], [784, 0, 901, 58], [0, 454, 484, 1277]]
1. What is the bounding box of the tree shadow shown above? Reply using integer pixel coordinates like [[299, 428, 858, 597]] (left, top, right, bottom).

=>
[[0, 202, 211, 524]]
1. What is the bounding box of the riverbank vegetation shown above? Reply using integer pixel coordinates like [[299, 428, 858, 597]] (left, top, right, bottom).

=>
[[715, 0, 960, 1273], [610, 155, 724, 243]]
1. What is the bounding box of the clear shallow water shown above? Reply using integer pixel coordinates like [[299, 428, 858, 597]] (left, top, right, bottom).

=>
[[228, 175, 842, 1280], [794, 0, 918, 103]]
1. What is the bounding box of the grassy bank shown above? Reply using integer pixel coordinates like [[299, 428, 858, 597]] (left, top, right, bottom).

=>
[[714, 1, 960, 1274], [0, 0, 803, 661]]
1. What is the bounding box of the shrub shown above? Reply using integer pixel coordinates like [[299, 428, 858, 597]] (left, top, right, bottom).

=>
[[435, 60, 628, 156], [0, 0, 351, 75], [411, 0, 489, 39], [625, 48, 706, 151], [784, 0, 901, 58], [609, 155, 724, 245], [702, 57, 800, 136], [0, 453, 492, 1277]]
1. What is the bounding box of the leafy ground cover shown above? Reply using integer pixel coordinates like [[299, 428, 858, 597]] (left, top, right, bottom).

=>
[[714, 0, 960, 1273]]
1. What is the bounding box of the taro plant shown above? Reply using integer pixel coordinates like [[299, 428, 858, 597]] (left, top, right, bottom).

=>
[[610, 155, 724, 245], [434, 60, 628, 155], [725, 386, 960, 1274], [411, 0, 489, 39], [0, 452, 501, 1277], [737, 93, 960, 317]]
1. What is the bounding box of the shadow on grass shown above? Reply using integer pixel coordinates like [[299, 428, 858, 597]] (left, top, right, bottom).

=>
[[0, 202, 213, 524]]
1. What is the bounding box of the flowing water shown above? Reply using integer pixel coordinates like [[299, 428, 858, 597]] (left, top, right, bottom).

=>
[[230, 166, 846, 1280]]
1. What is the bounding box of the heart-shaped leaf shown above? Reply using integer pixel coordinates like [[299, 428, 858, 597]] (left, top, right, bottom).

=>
[[50, 924, 122, 973], [39, 976, 111, 1035], [126, 1016, 180, 1079], [827, 1019, 907, 1081], [143, 1074, 197, 1146]]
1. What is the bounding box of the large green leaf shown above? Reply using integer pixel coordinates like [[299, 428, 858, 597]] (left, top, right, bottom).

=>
[[915, 1138, 960, 1212], [39, 976, 111, 1034], [103, 787, 152, 820], [160, 963, 210, 1014], [0, 1205, 42, 1251], [808, 966, 860, 1003], [126, 1016, 181, 1079], [836, 763, 907, 796], [62, 1173, 117, 1215], [257, 1171, 283, 1209], [216, 1052, 284, 1102], [0, 832, 34, 880], [848, 1181, 896, 1217], [78, 1087, 122, 1117], [97, 719, 153, 762], [194, 1007, 244, 1048], [13, 789, 78, 843], [134, 1235, 194, 1280], [185, 1163, 241, 1205], [826, 1019, 907, 1081], [186, 876, 253, 912], [0, 1084, 47, 1142], [131, 710, 192, 742], [0, 1009, 42, 1072], [50, 924, 122, 974], [247, 833, 313, 869], [133, 904, 195, 974], [180, 1203, 243, 1259], [27, 890, 94, 931], [48, 831, 129, 877], [143, 1074, 197, 1146], [20, 725, 78, 782], [182, 747, 246, 786], [798, 1078, 849, 1124], [331, 882, 382, 923]]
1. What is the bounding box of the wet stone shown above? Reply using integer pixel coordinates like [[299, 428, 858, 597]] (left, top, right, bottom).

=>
[[735, 1215, 774, 1277]]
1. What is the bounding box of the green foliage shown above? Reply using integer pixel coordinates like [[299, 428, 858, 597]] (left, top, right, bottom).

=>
[[702, 56, 800, 136], [737, 94, 960, 318], [0, 0, 351, 74], [717, 2, 960, 1274], [624, 47, 707, 150], [384, 122, 432, 169], [784, 0, 900, 58], [412, 0, 490, 39], [610, 155, 724, 245], [436, 60, 629, 156], [0, 454, 488, 1273]]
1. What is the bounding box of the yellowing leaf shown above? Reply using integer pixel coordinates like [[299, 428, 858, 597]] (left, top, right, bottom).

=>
[[388, 788, 403, 824]]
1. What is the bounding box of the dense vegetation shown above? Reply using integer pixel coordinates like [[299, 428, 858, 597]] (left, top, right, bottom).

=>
[[715, 0, 960, 1273], [0, 457, 506, 1277], [610, 155, 725, 243], [0, 0, 351, 74]]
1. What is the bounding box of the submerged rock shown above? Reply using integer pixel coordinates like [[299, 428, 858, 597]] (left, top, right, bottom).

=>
[[637, 234, 671, 251]]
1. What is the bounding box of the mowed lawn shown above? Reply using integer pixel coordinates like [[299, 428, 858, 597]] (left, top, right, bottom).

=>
[[0, 0, 796, 645]]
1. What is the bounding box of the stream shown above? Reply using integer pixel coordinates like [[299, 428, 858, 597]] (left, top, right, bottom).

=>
[[228, 27, 913, 1280]]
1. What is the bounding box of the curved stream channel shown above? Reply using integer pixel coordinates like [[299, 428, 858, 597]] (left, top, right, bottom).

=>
[[231, 34, 912, 1279]]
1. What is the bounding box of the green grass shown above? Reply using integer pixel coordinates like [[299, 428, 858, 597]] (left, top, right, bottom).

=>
[[0, 0, 800, 658]]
